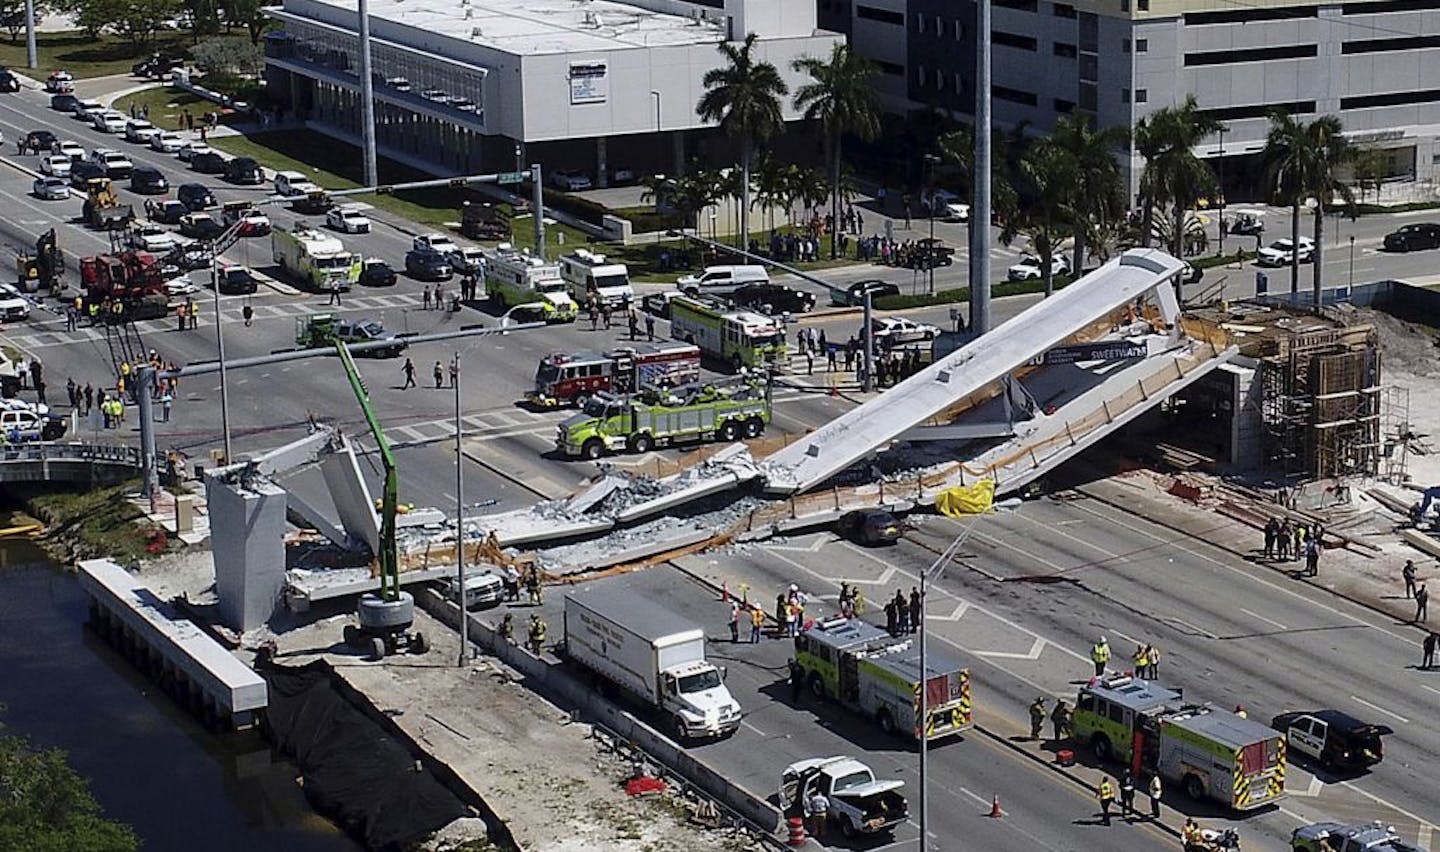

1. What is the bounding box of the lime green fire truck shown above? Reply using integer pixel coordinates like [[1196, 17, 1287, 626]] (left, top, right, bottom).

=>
[[668, 294, 787, 372], [555, 376, 771, 460], [1072, 675, 1286, 811], [792, 616, 973, 741]]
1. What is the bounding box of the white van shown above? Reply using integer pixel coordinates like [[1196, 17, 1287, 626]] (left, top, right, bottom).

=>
[[273, 170, 318, 197], [677, 265, 769, 294], [445, 571, 505, 609]]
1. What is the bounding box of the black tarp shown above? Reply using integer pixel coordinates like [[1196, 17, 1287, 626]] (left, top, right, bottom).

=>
[[262, 661, 469, 851]]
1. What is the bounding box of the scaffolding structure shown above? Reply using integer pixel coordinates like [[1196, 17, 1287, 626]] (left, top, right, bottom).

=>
[[1259, 324, 1382, 481]]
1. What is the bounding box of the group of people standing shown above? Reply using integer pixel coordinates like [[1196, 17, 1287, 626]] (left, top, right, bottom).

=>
[[883, 588, 922, 637], [1262, 517, 1324, 576]]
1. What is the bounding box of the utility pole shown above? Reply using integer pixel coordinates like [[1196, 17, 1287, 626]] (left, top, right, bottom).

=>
[[453, 350, 468, 666], [24, 0, 36, 69], [924, 154, 940, 296], [137, 364, 159, 510], [211, 257, 232, 464], [862, 290, 874, 393], [356, 0, 379, 186], [969, 0, 993, 335], [531, 163, 545, 260]]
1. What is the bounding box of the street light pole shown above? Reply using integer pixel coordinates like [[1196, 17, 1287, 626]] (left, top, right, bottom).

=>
[[1217, 127, 1227, 256], [919, 524, 981, 852], [1348, 235, 1355, 292], [211, 256, 232, 464], [453, 350, 468, 666], [924, 154, 939, 296], [23, 0, 36, 69], [969, 0, 993, 335]]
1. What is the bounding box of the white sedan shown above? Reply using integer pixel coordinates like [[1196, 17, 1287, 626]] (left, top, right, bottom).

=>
[[869, 315, 942, 345], [150, 131, 185, 153], [127, 224, 179, 253], [942, 202, 970, 223], [40, 155, 72, 177], [164, 276, 199, 297], [53, 139, 85, 160], [0, 284, 30, 321], [548, 169, 592, 191], [326, 205, 371, 233], [177, 141, 213, 162], [1256, 237, 1315, 267], [93, 111, 128, 134], [1007, 253, 1072, 281], [413, 232, 458, 254], [32, 176, 70, 200]]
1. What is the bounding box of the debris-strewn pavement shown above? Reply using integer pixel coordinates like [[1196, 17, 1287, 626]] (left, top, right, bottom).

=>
[[271, 609, 766, 852]]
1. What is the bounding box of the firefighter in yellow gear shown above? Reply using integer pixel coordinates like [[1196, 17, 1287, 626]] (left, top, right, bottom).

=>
[[1091, 636, 1111, 677], [1097, 777, 1116, 826], [527, 614, 547, 655], [498, 612, 514, 644]]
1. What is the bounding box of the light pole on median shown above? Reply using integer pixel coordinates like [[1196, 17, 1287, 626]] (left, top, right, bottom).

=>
[[211, 253, 232, 465], [453, 349, 468, 666], [924, 154, 940, 296], [919, 522, 982, 852], [1348, 235, 1355, 292]]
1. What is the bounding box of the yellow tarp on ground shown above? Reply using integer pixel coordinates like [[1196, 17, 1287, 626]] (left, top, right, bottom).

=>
[[935, 480, 995, 517]]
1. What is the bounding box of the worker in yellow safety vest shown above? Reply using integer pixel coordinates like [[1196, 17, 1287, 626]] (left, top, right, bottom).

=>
[[1097, 777, 1115, 826], [527, 614, 546, 655], [1091, 636, 1111, 677]]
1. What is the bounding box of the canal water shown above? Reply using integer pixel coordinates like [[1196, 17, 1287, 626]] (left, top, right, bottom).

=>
[[0, 538, 357, 852]]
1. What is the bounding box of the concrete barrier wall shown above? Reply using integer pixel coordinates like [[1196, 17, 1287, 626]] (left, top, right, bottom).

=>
[[416, 589, 782, 835]]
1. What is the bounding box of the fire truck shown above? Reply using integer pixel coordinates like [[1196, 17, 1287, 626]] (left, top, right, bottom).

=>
[[483, 244, 577, 322], [526, 342, 701, 408], [79, 251, 168, 320]]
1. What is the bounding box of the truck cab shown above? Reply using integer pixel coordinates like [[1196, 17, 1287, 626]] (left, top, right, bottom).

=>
[[295, 315, 406, 357], [1292, 821, 1422, 852], [1073, 675, 1181, 764], [778, 757, 907, 839]]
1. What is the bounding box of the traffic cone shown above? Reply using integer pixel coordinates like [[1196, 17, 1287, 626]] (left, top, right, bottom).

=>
[[989, 794, 1003, 818]]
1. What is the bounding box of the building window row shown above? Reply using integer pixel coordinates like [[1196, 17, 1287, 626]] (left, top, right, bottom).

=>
[[1341, 88, 1440, 110], [1119, 0, 1150, 10], [994, 30, 1038, 51], [994, 85, 1038, 106], [1184, 44, 1318, 66], [1200, 100, 1317, 122], [856, 5, 903, 25], [995, 0, 1037, 10], [1053, 1, 1077, 18], [1054, 41, 1077, 58], [1186, 5, 1315, 25], [1342, 0, 1432, 13], [1342, 36, 1440, 54]]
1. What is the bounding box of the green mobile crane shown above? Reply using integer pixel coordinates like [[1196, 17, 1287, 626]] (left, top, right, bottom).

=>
[[333, 340, 428, 660]]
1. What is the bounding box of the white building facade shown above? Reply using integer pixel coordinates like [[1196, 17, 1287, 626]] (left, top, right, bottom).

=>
[[263, 0, 842, 181]]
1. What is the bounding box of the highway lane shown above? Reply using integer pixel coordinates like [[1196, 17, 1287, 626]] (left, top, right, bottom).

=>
[[525, 564, 1175, 852]]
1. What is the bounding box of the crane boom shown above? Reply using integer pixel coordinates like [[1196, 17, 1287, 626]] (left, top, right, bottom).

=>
[[334, 340, 399, 601]]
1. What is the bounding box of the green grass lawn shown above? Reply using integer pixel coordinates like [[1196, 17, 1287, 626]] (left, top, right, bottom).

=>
[[0, 31, 193, 79], [110, 86, 209, 131]]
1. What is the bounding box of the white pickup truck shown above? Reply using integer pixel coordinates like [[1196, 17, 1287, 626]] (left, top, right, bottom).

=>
[[778, 756, 908, 839]]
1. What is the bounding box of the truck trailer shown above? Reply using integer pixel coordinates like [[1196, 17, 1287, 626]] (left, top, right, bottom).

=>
[[792, 616, 973, 742], [563, 585, 742, 741], [526, 342, 701, 408], [1073, 675, 1287, 811]]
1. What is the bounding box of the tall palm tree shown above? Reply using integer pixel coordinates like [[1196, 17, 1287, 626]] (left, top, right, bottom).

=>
[[1047, 112, 1128, 273], [696, 33, 789, 249], [1264, 112, 1356, 302], [792, 43, 880, 258], [1002, 141, 1078, 297], [938, 124, 1020, 229], [1135, 95, 1223, 256]]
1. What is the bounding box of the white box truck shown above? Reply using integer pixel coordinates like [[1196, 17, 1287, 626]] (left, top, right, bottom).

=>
[[563, 585, 742, 741]]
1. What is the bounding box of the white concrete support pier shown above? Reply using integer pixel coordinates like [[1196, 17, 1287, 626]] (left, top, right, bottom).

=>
[[77, 559, 268, 730]]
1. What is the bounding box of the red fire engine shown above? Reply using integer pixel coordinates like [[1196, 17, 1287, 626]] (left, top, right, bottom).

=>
[[527, 341, 701, 407], [80, 250, 169, 320]]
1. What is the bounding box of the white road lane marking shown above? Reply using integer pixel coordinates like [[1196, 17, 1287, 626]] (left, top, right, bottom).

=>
[[1348, 695, 1410, 724], [1240, 607, 1288, 631], [1341, 779, 1436, 840]]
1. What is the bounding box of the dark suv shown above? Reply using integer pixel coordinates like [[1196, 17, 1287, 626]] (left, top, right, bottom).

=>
[[730, 282, 816, 315], [49, 93, 79, 112], [1272, 709, 1392, 771], [1382, 222, 1440, 252], [130, 166, 169, 194], [223, 157, 265, 185], [404, 248, 452, 281], [833, 279, 899, 307]]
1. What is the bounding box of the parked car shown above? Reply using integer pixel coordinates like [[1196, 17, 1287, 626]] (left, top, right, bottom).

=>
[[358, 258, 397, 287], [149, 131, 185, 153], [176, 183, 216, 210], [49, 94, 80, 113], [1291, 820, 1418, 852], [165, 275, 199, 297], [444, 571, 505, 610], [0, 68, 17, 93], [127, 224, 179, 253], [145, 199, 189, 225], [413, 233, 459, 254], [89, 149, 134, 179], [836, 508, 902, 546], [448, 246, 485, 276], [832, 279, 899, 307], [729, 282, 816, 315], [1271, 709, 1391, 772], [123, 119, 158, 144], [223, 157, 265, 185], [0, 282, 31, 320], [902, 237, 955, 270], [641, 290, 683, 319], [176, 140, 212, 162], [179, 212, 223, 240], [273, 169, 318, 197], [164, 243, 214, 271], [870, 315, 941, 345], [130, 166, 169, 195], [1256, 237, 1315, 267], [1007, 253, 1072, 281], [24, 129, 57, 151], [52, 139, 84, 160], [70, 99, 102, 121], [190, 151, 227, 174], [92, 111, 128, 134], [549, 169, 592, 191], [1382, 222, 1440, 253], [0, 408, 66, 441], [31, 176, 69, 201], [326, 204, 371, 233], [919, 188, 964, 219], [44, 70, 73, 93], [39, 155, 71, 178], [67, 160, 105, 189], [610, 165, 637, 184], [132, 54, 183, 79], [404, 248, 453, 281], [223, 207, 271, 238], [215, 264, 258, 294], [778, 757, 907, 838]]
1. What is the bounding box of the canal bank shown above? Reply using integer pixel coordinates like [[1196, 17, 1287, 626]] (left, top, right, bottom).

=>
[[0, 537, 358, 852]]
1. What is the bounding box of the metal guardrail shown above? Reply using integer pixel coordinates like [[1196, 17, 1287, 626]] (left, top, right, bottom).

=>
[[0, 441, 145, 467]]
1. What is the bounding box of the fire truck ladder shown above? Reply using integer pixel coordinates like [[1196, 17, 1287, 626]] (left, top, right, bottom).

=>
[[104, 316, 148, 378]]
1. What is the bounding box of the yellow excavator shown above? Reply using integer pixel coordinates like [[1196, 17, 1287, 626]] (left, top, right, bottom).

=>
[[81, 178, 135, 230]]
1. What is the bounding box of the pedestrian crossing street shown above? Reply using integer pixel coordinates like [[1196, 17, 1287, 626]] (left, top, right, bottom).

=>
[[1, 292, 429, 351]]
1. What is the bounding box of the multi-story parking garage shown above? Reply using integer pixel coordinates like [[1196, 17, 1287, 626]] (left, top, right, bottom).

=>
[[263, 0, 842, 182]]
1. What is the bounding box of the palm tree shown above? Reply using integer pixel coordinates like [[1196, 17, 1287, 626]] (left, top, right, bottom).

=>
[[1263, 112, 1355, 302], [1047, 112, 1128, 273], [792, 44, 880, 258], [696, 33, 789, 249], [1002, 141, 1078, 297], [937, 124, 1020, 230], [1135, 95, 1223, 257]]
